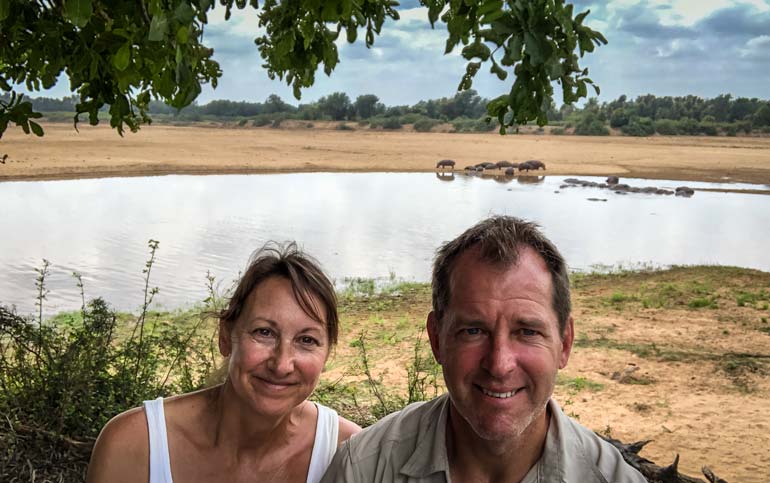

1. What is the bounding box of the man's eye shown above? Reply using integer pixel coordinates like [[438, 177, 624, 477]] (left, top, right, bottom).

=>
[[521, 328, 538, 337], [463, 328, 482, 336]]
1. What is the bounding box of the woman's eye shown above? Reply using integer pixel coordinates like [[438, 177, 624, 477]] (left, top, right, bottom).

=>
[[299, 336, 320, 346]]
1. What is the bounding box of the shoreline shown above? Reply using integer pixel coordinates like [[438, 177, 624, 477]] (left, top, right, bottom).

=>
[[2, 123, 770, 185]]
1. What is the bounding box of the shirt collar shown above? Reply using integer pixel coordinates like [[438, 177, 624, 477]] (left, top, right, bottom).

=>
[[398, 396, 573, 481], [399, 393, 452, 478]]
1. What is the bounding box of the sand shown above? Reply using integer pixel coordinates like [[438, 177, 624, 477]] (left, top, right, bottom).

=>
[[2, 121, 770, 185]]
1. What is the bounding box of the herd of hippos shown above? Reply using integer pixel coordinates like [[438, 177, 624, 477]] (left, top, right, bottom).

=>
[[434, 159, 695, 197], [436, 158, 545, 175]]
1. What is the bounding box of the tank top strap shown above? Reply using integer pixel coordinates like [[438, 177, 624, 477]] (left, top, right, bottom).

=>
[[143, 397, 174, 483], [306, 402, 339, 483]]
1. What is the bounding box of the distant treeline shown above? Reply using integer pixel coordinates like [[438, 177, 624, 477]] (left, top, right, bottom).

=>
[[8, 91, 770, 136]]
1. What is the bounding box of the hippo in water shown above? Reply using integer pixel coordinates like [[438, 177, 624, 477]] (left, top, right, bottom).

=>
[[436, 159, 456, 170]]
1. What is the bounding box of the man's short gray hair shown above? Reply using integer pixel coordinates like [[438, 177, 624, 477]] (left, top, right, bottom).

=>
[[431, 216, 571, 336]]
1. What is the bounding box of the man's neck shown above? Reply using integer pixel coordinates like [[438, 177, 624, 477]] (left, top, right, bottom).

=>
[[446, 403, 550, 483]]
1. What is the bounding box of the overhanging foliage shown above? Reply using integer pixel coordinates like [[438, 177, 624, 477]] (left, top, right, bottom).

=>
[[0, 0, 605, 139]]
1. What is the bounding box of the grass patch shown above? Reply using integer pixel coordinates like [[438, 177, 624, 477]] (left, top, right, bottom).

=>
[[557, 374, 604, 393]]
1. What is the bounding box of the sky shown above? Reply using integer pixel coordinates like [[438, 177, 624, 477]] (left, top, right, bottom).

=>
[[24, 0, 770, 106]]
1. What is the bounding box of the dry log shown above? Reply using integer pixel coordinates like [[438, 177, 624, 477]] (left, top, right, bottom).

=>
[[602, 435, 731, 483]]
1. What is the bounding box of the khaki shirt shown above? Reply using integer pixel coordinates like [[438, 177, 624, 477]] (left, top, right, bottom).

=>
[[321, 394, 647, 483]]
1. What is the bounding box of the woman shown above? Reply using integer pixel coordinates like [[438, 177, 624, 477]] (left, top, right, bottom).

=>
[[87, 243, 360, 482]]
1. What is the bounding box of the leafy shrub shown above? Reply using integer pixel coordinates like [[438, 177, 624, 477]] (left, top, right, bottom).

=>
[[621, 117, 655, 137], [252, 117, 271, 127], [413, 118, 437, 132], [336, 123, 354, 131], [399, 113, 422, 124], [574, 112, 609, 136], [0, 244, 216, 481], [382, 117, 403, 130], [698, 121, 719, 136], [237, 119, 248, 127], [551, 127, 566, 135], [654, 119, 678, 135]]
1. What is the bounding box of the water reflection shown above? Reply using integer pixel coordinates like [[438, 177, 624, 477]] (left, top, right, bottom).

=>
[[1, 173, 768, 314]]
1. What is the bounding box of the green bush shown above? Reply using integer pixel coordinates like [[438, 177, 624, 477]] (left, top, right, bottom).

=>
[[0, 244, 216, 481], [252, 117, 271, 127], [621, 117, 655, 137], [336, 123, 354, 131], [551, 127, 566, 135], [699, 121, 719, 136], [399, 113, 422, 124], [382, 117, 403, 130], [413, 118, 437, 132], [675, 117, 700, 135], [574, 113, 609, 136], [654, 119, 678, 135]]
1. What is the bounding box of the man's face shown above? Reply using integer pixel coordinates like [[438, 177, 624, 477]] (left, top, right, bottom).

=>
[[428, 246, 573, 442]]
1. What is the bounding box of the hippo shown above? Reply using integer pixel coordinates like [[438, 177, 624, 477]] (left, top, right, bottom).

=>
[[436, 159, 456, 170], [606, 176, 619, 185], [675, 186, 694, 197], [519, 160, 546, 172], [496, 160, 514, 170], [504, 167, 515, 176]]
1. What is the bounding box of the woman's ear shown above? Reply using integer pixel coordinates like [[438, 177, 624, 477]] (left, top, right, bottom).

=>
[[218, 319, 232, 357]]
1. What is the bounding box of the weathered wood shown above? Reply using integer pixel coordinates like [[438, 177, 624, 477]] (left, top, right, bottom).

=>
[[602, 436, 731, 483]]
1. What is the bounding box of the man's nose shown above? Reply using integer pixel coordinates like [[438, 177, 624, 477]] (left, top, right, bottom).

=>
[[482, 334, 517, 378], [268, 340, 295, 377]]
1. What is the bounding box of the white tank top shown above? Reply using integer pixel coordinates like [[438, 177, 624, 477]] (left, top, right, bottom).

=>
[[143, 397, 340, 483]]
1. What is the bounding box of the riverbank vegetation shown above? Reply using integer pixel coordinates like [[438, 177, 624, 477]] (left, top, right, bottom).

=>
[[2, 255, 769, 481], [10, 90, 770, 137]]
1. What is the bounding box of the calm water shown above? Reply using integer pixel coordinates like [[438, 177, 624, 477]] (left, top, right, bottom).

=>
[[2, 173, 769, 314]]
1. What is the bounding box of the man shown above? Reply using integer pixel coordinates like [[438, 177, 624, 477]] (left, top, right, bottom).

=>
[[322, 216, 646, 483]]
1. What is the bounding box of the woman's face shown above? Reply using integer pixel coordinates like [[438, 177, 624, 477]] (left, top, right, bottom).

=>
[[219, 276, 330, 419]]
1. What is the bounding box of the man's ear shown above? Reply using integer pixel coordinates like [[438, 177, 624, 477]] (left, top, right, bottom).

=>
[[427, 311, 443, 365], [219, 319, 232, 357], [559, 316, 574, 369]]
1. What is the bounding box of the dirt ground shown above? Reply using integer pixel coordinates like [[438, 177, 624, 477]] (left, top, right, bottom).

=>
[[327, 268, 770, 483], [2, 121, 770, 185]]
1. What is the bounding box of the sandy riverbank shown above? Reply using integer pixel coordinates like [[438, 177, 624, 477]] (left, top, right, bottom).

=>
[[2, 122, 770, 185]]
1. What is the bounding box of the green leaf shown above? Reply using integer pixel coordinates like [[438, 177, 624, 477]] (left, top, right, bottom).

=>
[[0, 76, 10, 91], [29, 120, 44, 137], [149, 15, 169, 42], [524, 31, 549, 65], [461, 42, 491, 61], [0, 0, 10, 21], [501, 34, 523, 65], [64, 0, 93, 28], [113, 44, 131, 71], [490, 60, 508, 81], [477, 0, 503, 17], [176, 26, 190, 44], [174, 2, 195, 24]]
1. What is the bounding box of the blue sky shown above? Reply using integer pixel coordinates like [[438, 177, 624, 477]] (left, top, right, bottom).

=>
[[27, 0, 770, 106]]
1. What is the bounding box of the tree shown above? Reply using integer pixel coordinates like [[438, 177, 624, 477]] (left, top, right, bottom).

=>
[[317, 92, 352, 121], [0, 0, 606, 141], [353, 94, 381, 119], [754, 103, 770, 127]]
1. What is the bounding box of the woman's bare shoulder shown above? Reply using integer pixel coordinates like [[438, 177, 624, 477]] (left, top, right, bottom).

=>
[[337, 416, 362, 445], [86, 406, 150, 483]]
